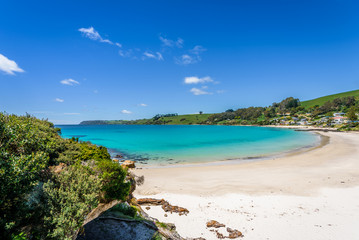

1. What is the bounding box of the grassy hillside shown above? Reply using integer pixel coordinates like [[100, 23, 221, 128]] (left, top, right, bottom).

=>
[[80, 113, 213, 125], [145, 113, 212, 125], [301, 89, 359, 108]]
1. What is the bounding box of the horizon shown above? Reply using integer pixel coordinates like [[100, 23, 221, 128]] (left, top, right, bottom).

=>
[[1, 1, 359, 124]]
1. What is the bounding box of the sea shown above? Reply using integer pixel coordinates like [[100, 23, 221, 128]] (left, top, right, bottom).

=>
[[57, 125, 320, 166]]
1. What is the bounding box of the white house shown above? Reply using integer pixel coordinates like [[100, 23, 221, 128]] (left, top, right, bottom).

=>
[[333, 112, 345, 117]]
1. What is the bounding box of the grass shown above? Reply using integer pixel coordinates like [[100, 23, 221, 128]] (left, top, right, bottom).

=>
[[154, 113, 212, 125], [301, 89, 359, 108]]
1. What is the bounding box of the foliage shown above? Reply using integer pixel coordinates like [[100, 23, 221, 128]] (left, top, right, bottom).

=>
[[347, 106, 358, 121], [301, 89, 359, 108], [0, 112, 131, 239], [43, 165, 101, 240], [109, 203, 138, 218], [96, 160, 131, 202]]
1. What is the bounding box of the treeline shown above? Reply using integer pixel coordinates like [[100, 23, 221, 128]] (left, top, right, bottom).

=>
[[306, 96, 356, 116], [207, 96, 359, 125], [0, 113, 131, 239], [208, 97, 301, 125], [152, 113, 178, 120]]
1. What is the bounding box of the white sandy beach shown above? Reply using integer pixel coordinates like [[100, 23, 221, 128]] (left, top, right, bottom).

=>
[[134, 131, 359, 239]]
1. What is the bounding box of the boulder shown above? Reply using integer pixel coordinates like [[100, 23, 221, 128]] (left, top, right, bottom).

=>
[[206, 220, 225, 228], [122, 160, 135, 168], [227, 227, 243, 238], [137, 198, 189, 216], [137, 198, 164, 206]]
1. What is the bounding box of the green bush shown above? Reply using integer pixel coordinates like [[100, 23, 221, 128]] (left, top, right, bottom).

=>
[[0, 113, 131, 239], [43, 165, 101, 240]]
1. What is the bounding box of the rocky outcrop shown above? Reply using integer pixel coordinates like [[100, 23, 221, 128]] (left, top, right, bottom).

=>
[[122, 160, 135, 168], [137, 198, 189, 216], [76, 217, 158, 240]]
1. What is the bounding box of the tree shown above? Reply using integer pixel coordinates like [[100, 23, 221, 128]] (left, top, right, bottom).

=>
[[347, 107, 358, 121], [199, 111, 203, 115]]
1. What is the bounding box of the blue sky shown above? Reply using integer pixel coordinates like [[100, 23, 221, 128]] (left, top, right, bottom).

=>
[[1, 0, 359, 124]]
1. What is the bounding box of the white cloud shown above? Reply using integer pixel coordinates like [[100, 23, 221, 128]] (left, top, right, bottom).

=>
[[176, 54, 196, 65], [217, 90, 226, 94], [115, 42, 122, 48], [64, 113, 80, 115], [159, 36, 184, 48], [93, 90, 98, 94], [175, 45, 206, 65], [138, 103, 147, 107], [184, 76, 214, 84], [0, 54, 24, 75], [121, 109, 132, 114], [119, 49, 133, 57], [60, 78, 80, 86], [78, 27, 115, 45], [143, 51, 163, 60], [190, 45, 206, 54], [176, 38, 184, 48], [55, 98, 64, 103], [190, 88, 211, 96]]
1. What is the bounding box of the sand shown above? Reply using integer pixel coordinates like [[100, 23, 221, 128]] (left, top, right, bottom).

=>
[[133, 131, 359, 239]]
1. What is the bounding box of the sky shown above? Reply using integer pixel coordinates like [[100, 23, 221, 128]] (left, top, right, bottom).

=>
[[1, 0, 359, 124]]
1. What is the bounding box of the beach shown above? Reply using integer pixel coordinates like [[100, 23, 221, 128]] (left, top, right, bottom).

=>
[[134, 131, 359, 239]]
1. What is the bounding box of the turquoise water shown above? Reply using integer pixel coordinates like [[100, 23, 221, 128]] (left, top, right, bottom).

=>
[[58, 125, 319, 165]]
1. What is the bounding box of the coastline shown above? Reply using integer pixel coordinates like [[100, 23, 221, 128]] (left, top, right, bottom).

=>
[[135, 130, 327, 169], [133, 130, 359, 239]]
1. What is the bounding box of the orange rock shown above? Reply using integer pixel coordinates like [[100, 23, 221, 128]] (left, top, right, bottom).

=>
[[122, 160, 135, 168], [206, 220, 225, 228]]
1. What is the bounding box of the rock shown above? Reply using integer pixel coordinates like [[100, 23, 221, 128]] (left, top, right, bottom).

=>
[[115, 154, 123, 158], [49, 162, 66, 174], [122, 160, 135, 168], [145, 207, 151, 210], [137, 198, 165, 206], [227, 227, 243, 238], [215, 231, 225, 239], [137, 198, 189, 216], [112, 158, 119, 162], [164, 214, 168, 217], [162, 201, 189, 216], [206, 220, 225, 228]]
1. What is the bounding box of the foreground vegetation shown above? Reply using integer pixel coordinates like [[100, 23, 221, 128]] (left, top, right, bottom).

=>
[[0, 113, 131, 239]]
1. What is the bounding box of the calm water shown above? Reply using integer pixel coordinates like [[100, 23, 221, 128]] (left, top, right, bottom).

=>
[[58, 125, 319, 165]]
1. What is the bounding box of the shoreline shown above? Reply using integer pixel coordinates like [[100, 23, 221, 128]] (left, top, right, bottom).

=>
[[133, 131, 359, 239], [135, 131, 327, 169], [134, 131, 359, 197]]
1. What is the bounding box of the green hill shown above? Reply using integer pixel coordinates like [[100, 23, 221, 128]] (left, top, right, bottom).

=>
[[80, 113, 213, 125], [301, 89, 359, 108], [143, 113, 212, 125]]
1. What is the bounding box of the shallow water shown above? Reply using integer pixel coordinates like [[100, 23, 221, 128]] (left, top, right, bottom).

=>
[[58, 125, 319, 165]]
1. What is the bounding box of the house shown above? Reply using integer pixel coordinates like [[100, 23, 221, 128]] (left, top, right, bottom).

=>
[[298, 119, 308, 125], [333, 112, 345, 117], [332, 116, 347, 124]]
